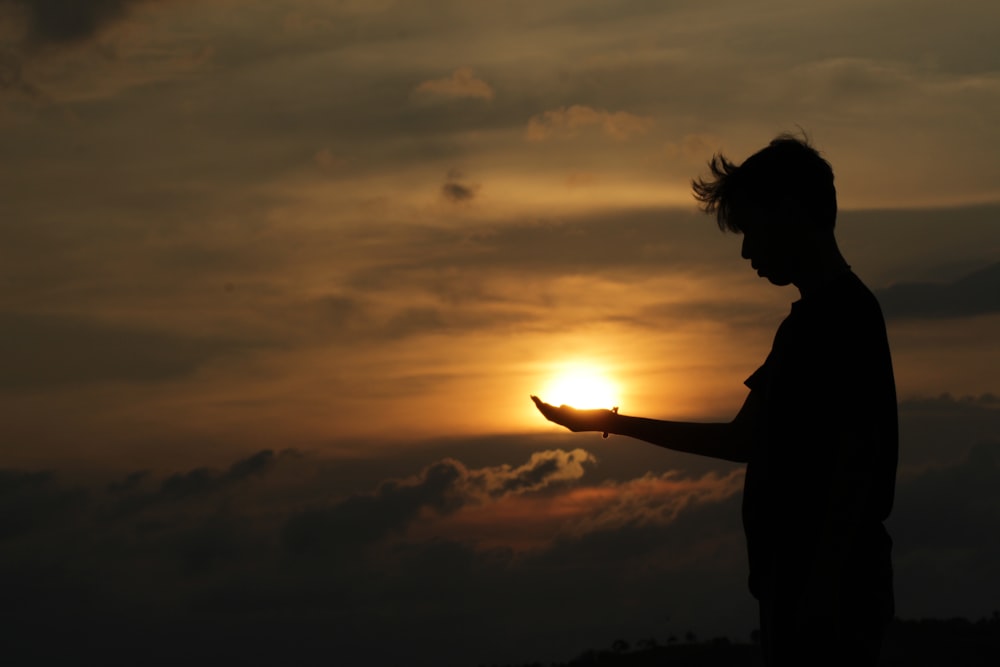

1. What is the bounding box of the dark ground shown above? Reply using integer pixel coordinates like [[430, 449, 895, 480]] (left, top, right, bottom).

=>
[[496, 614, 1000, 667]]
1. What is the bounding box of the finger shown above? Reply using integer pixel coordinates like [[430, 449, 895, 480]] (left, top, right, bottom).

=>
[[530, 395, 558, 421]]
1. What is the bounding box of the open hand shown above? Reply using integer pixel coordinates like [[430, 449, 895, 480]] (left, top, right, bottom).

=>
[[530, 395, 618, 435]]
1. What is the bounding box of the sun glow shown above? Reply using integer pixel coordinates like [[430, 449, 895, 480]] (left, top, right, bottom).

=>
[[540, 362, 621, 410]]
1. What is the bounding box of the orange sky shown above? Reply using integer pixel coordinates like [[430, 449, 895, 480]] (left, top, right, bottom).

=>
[[2, 2, 1000, 469]]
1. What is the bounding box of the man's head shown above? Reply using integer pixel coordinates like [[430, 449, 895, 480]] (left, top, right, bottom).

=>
[[692, 134, 839, 286]]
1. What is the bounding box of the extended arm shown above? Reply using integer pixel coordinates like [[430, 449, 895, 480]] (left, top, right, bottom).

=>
[[530, 391, 761, 464]]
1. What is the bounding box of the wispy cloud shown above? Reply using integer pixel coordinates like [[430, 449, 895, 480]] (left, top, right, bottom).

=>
[[566, 469, 745, 534], [878, 262, 1000, 320], [526, 105, 654, 141], [0, 311, 260, 390], [413, 66, 495, 101]]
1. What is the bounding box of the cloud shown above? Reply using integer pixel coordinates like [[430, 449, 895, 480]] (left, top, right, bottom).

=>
[[889, 438, 1000, 618], [877, 262, 1000, 319], [0, 49, 41, 96], [281, 448, 596, 555], [567, 469, 745, 535], [343, 208, 727, 292], [0, 446, 752, 665], [637, 298, 781, 331], [97, 450, 285, 521], [526, 105, 654, 141], [281, 458, 466, 555], [5, 433, 1000, 665], [159, 449, 277, 499], [664, 133, 723, 162], [892, 440, 1000, 550], [0, 311, 259, 390], [441, 168, 479, 202], [468, 448, 596, 498], [106, 469, 149, 493], [897, 393, 1000, 472], [0, 0, 207, 102], [0, 469, 85, 541], [442, 180, 476, 202], [413, 66, 494, 101], [792, 57, 912, 101], [2, 0, 163, 47], [288, 292, 531, 344], [427, 465, 745, 554]]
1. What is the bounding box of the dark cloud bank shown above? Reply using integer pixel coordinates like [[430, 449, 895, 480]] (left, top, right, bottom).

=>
[[876, 261, 1000, 320], [0, 0, 173, 97], [0, 445, 742, 666], [3, 394, 999, 665], [2, 0, 165, 47]]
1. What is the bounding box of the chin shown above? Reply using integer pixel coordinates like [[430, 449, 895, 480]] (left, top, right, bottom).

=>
[[753, 265, 792, 286]]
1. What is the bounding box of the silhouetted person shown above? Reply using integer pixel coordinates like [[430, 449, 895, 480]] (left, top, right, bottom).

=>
[[533, 135, 897, 666]]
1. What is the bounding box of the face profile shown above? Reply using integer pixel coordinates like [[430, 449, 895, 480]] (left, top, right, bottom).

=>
[[740, 221, 799, 286]]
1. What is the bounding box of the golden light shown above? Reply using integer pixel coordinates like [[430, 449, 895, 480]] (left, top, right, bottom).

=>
[[539, 362, 621, 409]]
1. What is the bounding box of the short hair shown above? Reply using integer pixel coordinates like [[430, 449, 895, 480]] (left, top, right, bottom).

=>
[[691, 133, 837, 233]]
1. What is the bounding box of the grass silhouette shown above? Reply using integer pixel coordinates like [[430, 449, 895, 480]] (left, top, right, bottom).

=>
[[488, 613, 1000, 667]]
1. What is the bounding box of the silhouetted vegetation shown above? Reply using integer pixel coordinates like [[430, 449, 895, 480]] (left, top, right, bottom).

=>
[[492, 614, 1000, 667], [879, 613, 1000, 666]]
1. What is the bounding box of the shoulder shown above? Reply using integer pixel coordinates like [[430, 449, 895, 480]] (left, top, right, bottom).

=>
[[792, 272, 892, 365], [815, 271, 888, 330]]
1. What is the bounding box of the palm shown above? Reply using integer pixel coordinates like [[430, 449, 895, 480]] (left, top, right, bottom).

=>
[[530, 395, 613, 433]]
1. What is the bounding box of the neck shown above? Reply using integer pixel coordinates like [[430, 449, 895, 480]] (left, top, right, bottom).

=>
[[793, 237, 850, 298]]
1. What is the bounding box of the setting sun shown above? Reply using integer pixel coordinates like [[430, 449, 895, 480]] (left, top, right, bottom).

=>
[[540, 362, 621, 409]]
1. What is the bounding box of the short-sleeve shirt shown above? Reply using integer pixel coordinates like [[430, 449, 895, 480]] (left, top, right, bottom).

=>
[[742, 271, 897, 601]]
